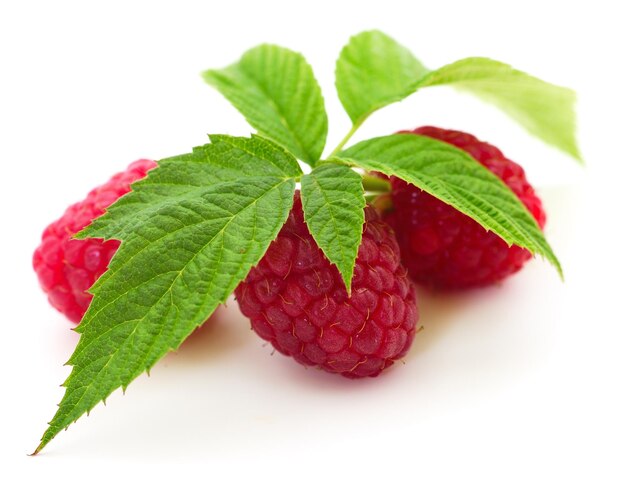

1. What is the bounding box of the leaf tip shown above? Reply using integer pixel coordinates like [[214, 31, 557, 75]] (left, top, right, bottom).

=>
[[29, 444, 42, 456], [343, 277, 353, 298], [569, 146, 585, 165], [200, 68, 216, 84], [31, 434, 49, 456], [538, 250, 564, 281], [555, 261, 565, 282]]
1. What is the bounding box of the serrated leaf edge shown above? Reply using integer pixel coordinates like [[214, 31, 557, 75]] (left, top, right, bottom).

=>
[[301, 165, 365, 294]]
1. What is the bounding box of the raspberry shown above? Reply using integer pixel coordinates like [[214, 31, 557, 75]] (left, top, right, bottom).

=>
[[235, 193, 419, 378], [382, 126, 546, 289], [33, 159, 156, 323]]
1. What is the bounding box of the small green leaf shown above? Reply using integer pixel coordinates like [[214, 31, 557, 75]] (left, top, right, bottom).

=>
[[338, 134, 562, 276], [335, 30, 429, 125], [36, 135, 300, 453], [203, 45, 328, 165], [413, 57, 582, 161], [301, 164, 365, 294]]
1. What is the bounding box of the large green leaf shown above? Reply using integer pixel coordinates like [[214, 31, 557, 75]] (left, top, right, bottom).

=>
[[413, 57, 582, 161], [301, 164, 365, 294], [335, 30, 429, 125], [84, 134, 302, 239], [203, 45, 328, 164], [35, 135, 300, 453], [338, 134, 561, 275]]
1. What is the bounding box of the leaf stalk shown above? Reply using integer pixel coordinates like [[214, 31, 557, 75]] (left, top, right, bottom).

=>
[[327, 116, 367, 159], [361, 175, 391, 192]]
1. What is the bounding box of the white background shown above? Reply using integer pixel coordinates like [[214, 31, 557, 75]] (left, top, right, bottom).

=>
[[1, 1, 624, 480]]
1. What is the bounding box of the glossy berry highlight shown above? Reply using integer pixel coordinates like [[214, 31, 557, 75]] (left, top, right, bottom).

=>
[[236, 193, 419, 378]]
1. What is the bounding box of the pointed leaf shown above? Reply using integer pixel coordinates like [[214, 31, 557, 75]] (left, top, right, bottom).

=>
[[36, 136, 300, 453], [203, 45, 328, 164], [335, 30, 429, 125], [338, 134, 562, 275], [301, 164, 365, 294]]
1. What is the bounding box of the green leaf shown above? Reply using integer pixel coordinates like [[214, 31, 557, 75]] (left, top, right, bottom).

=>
[[82, 134, 302, 240], [335, 31, 580, 161], [35, 135, 300, 453], [413, 57, 582, 161], [203, 44, 328, 165], [335, 30, 429, 125], [301, 164, 365, 294], [338, 134, 562, 276]]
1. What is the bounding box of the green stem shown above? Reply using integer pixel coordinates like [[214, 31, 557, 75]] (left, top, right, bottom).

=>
[[327, 116, 368, 158], [362, 175, 391, 192]]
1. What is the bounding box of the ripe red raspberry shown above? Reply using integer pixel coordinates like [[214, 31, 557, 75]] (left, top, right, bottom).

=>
[[33, 159, 156, 323], [382, 126, 546, 289], [235, 193, 419, 379]]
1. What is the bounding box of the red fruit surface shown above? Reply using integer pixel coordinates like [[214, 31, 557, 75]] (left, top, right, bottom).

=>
[[382, 126, 546, 289], [235, 193, 419, 378], [33, 159, 156, 323]]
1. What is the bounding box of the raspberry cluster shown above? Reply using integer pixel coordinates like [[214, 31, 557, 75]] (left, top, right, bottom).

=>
[[33, 127, 546, 378], [33, 159, 156, 322], [236, 194, 419, 378]]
